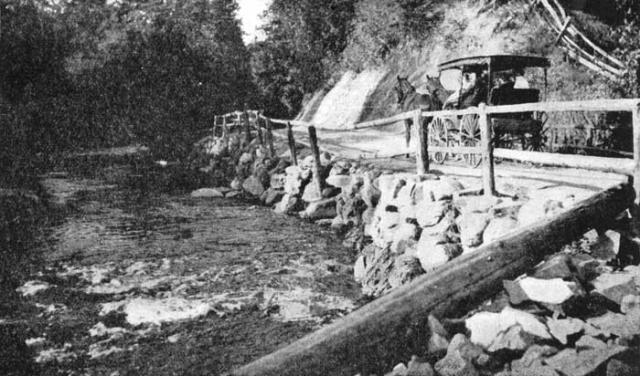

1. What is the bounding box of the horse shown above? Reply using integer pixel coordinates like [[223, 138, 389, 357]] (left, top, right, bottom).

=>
[[394, 75, 444, 151]]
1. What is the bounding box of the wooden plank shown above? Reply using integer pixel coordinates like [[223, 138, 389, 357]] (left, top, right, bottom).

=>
[[428, 146, 482, 154], [233, 182, 635, 376], [308, 126, 324, 195], [414, 109, 428, 174], [479, 104, 495, 196], [287, 122, 298, 166], [554, 17, 571, 45], [494, 148, 634, 174]]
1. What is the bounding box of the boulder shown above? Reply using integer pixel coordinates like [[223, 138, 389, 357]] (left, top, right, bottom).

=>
[[273, 194, 300, 215], [354, 255, 366, 283], [415, 200, 449, 228], [511, 345, 558, 371], [570, 254, 600, 282], [620, 294, 640, 314], [446, 334, 487, 365], [534, 254, 573, 280], [390, 221, 421, 255], [488, 324, 539, 352], [190, 188, 225, 198], [587, 309, 640, 340], [483, 216, 518, 243], [430, 178, 464, 201], [242, 175, 266, 197], [517, 277, 579, 305], [606, 359, 638, 376], [415, 239, 450, 272], [465, 307, 551, 349], [545, 345, 627, 376], [387, 255, 424, 290], [326, 174, 352, 189], [301, 198, 337, 221], [434, 350, 479, 376], [264, 189, 285, 206], [407, 356, 434, 376], [590, 230, 622, 261], [517, 198, 564, 227], [301, 181, 323, 203], [269, 173, 287, 190], [591, 272, 637, 305], [457, 212, 490, 247], [546, 317, 585, 345]]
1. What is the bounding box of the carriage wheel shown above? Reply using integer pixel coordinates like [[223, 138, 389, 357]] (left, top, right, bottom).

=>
[[524, 111, 550, 152], [429, 117, 450, 164], [460, 114, 482, 168]]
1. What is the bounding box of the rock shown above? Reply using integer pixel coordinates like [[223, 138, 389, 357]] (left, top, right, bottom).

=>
[[620, 294, 640, 314], [230, 178, 242, 191], [407, 356, 434, 376], [301, 198, 336, 221], [458, 195, 500, 215], [354, 255, 366, 283], [273, 194, 300, 214], [483, 216, 518, 243], [570, 254, 600, 282], [511, 365, 559, 376], [591, 273, 637, 305], [301, 181, 323, 202], [446, 334, 489, 367], [512, 345, 558, 370], [534, 255, 573, 280], [488, 324, 543, 352], [457, 212, 490, 247], [415, 200, 449, 228], [430, 178, 464, 201], [517, 198, 564, 227], [517, 277, 579, 305], [575, 335, 608, 350], [238, 152, 253, 165], [190, 188, 225, 198], [387, 255, 424, 289], [587, 309, 640, 340], [546, 317, 585, 345], [390, 221, 421, 255], [544, 345, 627, 376], [264, 189, 284, 206], [242, 176, 266, 197], [606, 359, 637, 376], [225, 190, 242, 199], [387, 363, 408, 376], [269, 173, 287, 189], [415, 239, 450, 272], [434, 350, 479, 376], [503, 280, 529, 305], [466, 307, 551, 349], [326, 174, 353, 189], [590, 230, 622, 261]]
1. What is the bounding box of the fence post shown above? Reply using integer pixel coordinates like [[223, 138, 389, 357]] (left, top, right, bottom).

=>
[[243, 109, 252, 145], [265, 117, 276, 158], [287, 122, 298, 166], [414, 109, 429, 175], [479, 103, 496, 197], [256, 116, 265, 146], [222, 116, 228, 138], [308, 126, 324, 196]]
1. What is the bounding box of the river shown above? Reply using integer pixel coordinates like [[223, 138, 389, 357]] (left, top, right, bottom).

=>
[[5, 151, 360, 376]]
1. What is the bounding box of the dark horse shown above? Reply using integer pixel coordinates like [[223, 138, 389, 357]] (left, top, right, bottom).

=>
[[394, 75, 444, 150]]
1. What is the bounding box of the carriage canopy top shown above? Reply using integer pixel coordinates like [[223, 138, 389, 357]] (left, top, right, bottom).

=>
[[437, 54, 550, 72]]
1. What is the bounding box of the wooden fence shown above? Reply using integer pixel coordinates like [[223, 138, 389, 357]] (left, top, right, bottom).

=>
[[215, 98, 640, 201]]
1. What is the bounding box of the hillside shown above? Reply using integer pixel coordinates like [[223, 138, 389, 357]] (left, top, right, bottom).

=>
[[293, 0, 628, 130]]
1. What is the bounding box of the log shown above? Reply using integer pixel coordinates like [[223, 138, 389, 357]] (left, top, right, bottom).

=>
[[308, 126, 324, 194], [233, 182, 634, 376], [554, 16, 571, 45], [287, 122, 298, 166], [479, 104, 495, 196], [414, 109, 428, 175]]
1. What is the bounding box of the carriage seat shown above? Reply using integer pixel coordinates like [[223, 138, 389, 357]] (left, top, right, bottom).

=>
[[490, 86, 539, 121]]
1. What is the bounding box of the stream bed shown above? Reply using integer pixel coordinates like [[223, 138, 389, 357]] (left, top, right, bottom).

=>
[[5, 153, 360, 375]]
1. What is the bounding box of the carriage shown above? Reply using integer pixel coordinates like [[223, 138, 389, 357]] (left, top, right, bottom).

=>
[[428, 54, 550, 166]]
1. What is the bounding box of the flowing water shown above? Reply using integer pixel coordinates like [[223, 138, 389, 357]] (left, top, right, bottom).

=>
[[5, 153, 360, 376]]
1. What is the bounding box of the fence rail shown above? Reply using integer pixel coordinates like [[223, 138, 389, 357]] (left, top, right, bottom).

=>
[[215, 97, 640, 200]]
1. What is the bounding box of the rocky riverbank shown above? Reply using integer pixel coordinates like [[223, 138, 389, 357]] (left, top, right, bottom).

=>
[[192, 130, 640, 375]]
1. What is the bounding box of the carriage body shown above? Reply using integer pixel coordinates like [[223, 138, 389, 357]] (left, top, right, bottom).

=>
[[429, 54, 550, 166]]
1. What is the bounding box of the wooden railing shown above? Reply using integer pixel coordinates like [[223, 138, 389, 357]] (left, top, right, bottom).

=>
[[215, 98, 640, 200]]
